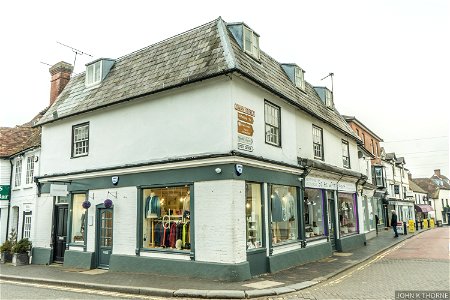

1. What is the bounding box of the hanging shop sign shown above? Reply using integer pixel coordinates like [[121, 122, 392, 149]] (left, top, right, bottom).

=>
[[0, 185, 10, 200], [50, 184, 68, 196]]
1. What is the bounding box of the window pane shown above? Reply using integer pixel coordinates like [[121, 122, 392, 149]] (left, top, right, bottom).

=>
[[271, 185, 298, 244], [304, 189, 325, 238], [338, 193, 357, 236], [72, 194, 86, 243], [142, 186, 191, 251], [246, 183, 263, 249]]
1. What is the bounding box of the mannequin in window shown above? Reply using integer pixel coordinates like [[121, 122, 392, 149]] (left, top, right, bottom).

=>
[[145, 192, 161, 218], [271, 189, 283, 243]]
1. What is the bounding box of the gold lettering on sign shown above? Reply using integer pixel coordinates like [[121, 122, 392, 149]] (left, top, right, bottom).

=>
[[238, 112, 254, 124], [234, 103, 255, 117], [238, 121, 254, 136]]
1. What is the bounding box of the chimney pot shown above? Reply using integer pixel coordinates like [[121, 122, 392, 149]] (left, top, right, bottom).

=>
[[49, 61, 73, 106], [434, 169, 441, 177]]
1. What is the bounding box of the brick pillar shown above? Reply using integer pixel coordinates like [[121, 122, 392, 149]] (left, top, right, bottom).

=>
[[49, 61, 73, 106]]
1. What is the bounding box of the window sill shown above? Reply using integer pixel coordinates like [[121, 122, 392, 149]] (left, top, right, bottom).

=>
[[71, 154, 89, 159], [140, 247, 191, 255], [23, 186, 33, 190]]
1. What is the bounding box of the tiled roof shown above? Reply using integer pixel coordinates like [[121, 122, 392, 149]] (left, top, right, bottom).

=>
[[409, 179, 427, 194], [37, 18, 357, 140], [0, 110, 45, 158]]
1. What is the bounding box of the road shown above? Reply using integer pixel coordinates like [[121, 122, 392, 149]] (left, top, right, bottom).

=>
[[260, 227, 450, 300], [1, 228, 448, 300]]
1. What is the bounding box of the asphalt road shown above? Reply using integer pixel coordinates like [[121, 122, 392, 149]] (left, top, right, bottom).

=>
[[259, 227, 450, 300]]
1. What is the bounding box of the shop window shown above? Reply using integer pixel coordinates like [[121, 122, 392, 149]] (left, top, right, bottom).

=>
[[369, 197, 376, 230], [142, 186, 191, 251], [338, 193, 357, 235], [270, 185, 298, 245], [246, 183, 263, 250], [71, 194, 87, 244], [303, 189, 325, 238]]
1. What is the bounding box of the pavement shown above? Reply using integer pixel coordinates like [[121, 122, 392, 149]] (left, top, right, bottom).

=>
[[0, 226, 439, 299]]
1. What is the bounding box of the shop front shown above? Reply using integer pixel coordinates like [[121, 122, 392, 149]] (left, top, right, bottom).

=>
[[36, 156, 346, 281]]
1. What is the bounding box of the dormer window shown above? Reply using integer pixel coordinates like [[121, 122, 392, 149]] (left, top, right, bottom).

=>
[[243, 26, 260, 59], [295, 67, 305, 90], [325, 89, 333, 108], [85, 58, 115, 87], [86, 61, 102, 86]]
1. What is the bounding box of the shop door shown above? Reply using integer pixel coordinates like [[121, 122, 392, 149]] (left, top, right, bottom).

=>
[[97, 208, 113, 268], [327, 193, 337, 251], [53, 205, 68, 262]]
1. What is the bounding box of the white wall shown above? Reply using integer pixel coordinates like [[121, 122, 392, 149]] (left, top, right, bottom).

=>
[[0, 159, 10, 244], [85, 187, 137, 255], [194, 180, 246, 264], [33, 194, 54, 248], [41, 77, 233, 176]]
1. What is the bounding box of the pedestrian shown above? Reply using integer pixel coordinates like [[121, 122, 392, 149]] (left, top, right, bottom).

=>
[[391, 210, 398, 238], [375, 214, 379, 235]]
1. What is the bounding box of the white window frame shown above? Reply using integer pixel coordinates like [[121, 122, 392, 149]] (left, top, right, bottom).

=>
[[243, 26, 260, 59], [342, 140, 350, 169], [264, 101, 281, 147], [14, 159, 22, 187], [325, 89, 333, 108], [85, 61, 102, 86], [26, 156, 35, 185], [23, 212, 32, 239], [72, 123, 89, 157], [294, 67, 305, 90], [312, 125, 323, 160]]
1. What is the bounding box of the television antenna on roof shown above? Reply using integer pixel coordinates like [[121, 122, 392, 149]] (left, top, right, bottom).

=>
[[321, 72, 334, 93], [57, 41, 93, 71]]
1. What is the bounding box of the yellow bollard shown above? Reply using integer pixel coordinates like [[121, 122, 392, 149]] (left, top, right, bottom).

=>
[[423, 219, 428, 229], [429, 218, 435, 228], [408, 220, 415, 233]]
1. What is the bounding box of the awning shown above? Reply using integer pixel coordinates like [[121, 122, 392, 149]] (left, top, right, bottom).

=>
[[414, 204, 434, 213]]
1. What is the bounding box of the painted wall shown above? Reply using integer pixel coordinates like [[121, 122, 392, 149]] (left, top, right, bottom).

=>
[[33, 194, 53, 248], [0, 159, 10, 243], [40, 77, 234, 176], [85, 187, 137, 255], [194, 180, 246, 264]]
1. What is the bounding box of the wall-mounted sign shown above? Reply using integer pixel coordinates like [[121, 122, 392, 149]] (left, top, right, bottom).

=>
[[238, 121, 254, 136], [50, 184, 68, 196], [235, 164, 244, 176], [0, 185, 10, 200], [305, 177, 356, 193], [235, 103, 255, 152]]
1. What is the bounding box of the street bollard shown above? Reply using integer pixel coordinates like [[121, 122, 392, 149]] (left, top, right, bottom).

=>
[[420, 220, 423, 229], [403, 222, 407, 235], [415, 220, 419, 231]]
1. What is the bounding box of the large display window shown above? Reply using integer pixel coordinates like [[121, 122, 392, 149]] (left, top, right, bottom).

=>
[[303, 189, 325, 238], [338, 193, 358, 235], [246, 183, 263, 250], [270, 184, 298, 244], [142, 186, 191, 251], [71, 194, 87, 244]]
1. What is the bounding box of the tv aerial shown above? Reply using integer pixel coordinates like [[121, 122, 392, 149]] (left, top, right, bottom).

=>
[[57, 41, 93, 71], [321, 72, 334, 93]]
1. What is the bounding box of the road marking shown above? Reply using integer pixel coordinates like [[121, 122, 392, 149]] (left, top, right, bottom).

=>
[[0, 279, 163, 299], [314, 242, 406, 289]]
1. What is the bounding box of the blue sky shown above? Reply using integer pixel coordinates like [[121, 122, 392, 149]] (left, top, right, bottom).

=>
[[1, 0, 448, 177]]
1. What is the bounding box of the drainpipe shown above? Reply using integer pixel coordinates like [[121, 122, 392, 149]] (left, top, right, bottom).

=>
[[298, 158, 311, 247], [5, 159, 13, 241]]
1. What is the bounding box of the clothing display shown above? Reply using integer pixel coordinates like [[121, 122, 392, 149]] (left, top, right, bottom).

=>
[[149, 220, 190, 250], [271, 191, 283, 222], [145, 195, 161, 218]]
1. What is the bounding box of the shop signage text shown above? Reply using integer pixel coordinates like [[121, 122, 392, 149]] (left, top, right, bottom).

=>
[[50, 184, 68, 196], [0, 185, 10, 200], [305, 177, 356, 193], [235, 103, 254, 152]]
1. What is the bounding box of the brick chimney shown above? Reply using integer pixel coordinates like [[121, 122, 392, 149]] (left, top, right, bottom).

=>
[[49, 61, 73, 106], [434, 169, 441, 177]]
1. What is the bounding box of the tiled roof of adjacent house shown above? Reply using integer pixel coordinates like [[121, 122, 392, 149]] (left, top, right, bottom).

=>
[[409, 179, 427, 194], [0, 110, 45, 158], [37, 18, 357, 140]]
